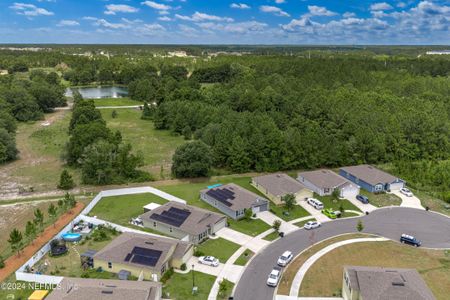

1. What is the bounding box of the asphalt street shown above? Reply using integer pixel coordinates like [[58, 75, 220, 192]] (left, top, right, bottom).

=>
[[233, 207, 450, 300]]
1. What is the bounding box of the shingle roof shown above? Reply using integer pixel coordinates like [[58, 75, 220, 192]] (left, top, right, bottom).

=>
[[252, 173, 309, 197], [46, 278, 161, 300], [340, 165, 401, 186], [200, 183, 268, 211], [345, 266, 435, 300], [93, 232, 192, 271], [298, 169, 350, 189], [141, 202, 226, 235]]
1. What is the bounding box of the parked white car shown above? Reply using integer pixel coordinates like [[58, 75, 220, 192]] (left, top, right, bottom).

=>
[[400, 188, 413, 197], [198, 256, 219, 267], [306, 198, 324, 210], [304, 220, 321, 230], [267, 267, 282, 287], [277, 251, 293, 267]]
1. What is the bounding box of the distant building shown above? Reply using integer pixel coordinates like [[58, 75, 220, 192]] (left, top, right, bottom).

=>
[[342, 266, 435, 300], [297, 169, 360, 198], [200, 183, 269, 219], [339, 165, 404, 193], [140, 201, 227, 244], [46, 278, 162, 300], [426, 50, 450, 55], [252, 173, 313, 205], [167, 51, 188, 57], [0, 70, 8, 76], [93, 232, 193, 281]]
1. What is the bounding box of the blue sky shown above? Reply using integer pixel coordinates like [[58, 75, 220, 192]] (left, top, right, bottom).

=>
[[0, 0, 449, 44]]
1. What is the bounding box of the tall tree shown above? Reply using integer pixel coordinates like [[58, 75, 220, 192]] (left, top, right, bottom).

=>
[[171, 141, 212, 178], [58, 169, 75, 190], [25, 221, 36, 245], [281, 194, 296, 211], [33, 208, 44, 230], [8, 228, 23, 256]]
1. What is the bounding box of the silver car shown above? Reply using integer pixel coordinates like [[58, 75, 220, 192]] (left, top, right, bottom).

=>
[[267, 267, 282, 287], [304, 220, 321, 230]]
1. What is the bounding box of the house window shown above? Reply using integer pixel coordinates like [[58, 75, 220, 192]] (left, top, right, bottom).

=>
[[161, 265, 166, 274], [375, 184, 383, 191], [153, 222, 157, 227], [108, 262, 112, 269], [169, 227, 173, 232], [355, 178, 359, 183]]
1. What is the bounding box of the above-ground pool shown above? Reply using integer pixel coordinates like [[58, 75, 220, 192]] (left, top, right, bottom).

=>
[[62, 232, 82, 242]]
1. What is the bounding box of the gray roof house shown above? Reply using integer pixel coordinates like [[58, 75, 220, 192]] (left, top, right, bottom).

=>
[[297, 169, 360, 198], [339, 165, 405, 193], [140, 201, 227, 244], [252, 173, 313, 204], [46, 278, 162, 300], [93, 232, 193, 281], [342, 266, 435, 300], [200, 183, 269, 220]]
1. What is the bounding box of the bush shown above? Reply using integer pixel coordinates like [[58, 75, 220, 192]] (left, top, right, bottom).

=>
[[57, 169, 75, 190], [160, 267, 174, 284], [0, 256, 5, 269], [194, 250, 205, 257], [180, 263, 187, 271]]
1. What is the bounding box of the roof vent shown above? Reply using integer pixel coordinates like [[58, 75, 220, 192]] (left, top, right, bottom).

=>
[[145, 241, 154, 245], [276, 174, 281, 178], [101, 290, 114, 294], [321, 170, 327, 174], [392, 276, 405, 286]]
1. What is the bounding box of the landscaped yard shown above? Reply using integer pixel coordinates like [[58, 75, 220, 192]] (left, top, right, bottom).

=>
[[88, 192, 168, 225], [359, 189, 402, 207], [196, 238, 241, 263], [300, 241, 450, 300], [270, 204, 310, 222], [0, 276, 40, 300], [262, 230, 280, 241], [93, 97, 142, 107], [315, 195, 361, 213], [162, 271, 216, 300], [228, 218, 271, 237], [234, 249, 255, 266]]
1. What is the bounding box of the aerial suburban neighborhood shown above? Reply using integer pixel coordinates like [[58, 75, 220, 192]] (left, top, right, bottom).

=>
[[0, 1, 450, 300]]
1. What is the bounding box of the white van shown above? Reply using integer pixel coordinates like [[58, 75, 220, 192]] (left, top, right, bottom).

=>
[[306, 198, 324, 210]]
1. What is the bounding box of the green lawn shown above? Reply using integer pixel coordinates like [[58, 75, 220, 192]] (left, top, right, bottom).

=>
[[217, 279, 234, 300], [88, 193, 168, 225], [359, 190, 402, 207], [163, 271, 216, 300], [270, 204, 310, 221], [262, 231, 280, 241], [315, 195, 361, 212], [101, 108, 185, 177], [228, 218, 271, 237], [196, 238, 241, 263], [234, 249, 255, 266], [94, 97, 142, 107], [0, 276, 42, 300], [294, 218, 317, 228]]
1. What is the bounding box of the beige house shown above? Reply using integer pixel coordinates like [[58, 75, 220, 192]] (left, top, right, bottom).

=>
[[252, 173, 313, 205], [93, 232, 193, 281], [140, 201, 227, 244], [46, 278, 162, 300], [298, 169, 360, 199], [343, 266, 435, 300]]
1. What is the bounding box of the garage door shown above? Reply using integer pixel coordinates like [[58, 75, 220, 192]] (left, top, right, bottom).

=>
[[389, 182, 404, 191], [340, 184, 360, 198]]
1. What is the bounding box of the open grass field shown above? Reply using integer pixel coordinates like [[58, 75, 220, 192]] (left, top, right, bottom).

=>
[[234, 249, 254, 266], [88, 192, 168, 225], [300, 241, 450, 299], [162, 271, 216, 300], [196, 238, 241, 263], [277, 233, 372, 295], [93, 97, 142, 107], [101, 108, 185, 178], [360, 190, 402, 207]]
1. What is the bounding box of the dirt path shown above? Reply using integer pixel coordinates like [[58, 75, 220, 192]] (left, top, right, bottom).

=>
[[0, 202, 84, 282]]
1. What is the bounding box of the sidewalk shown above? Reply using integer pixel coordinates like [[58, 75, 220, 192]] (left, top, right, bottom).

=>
[[258, 211, 298, 234]]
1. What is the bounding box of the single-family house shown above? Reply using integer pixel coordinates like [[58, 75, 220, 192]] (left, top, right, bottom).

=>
[[342, 266, 435, 300], [297, 169, 360, 198], [93, 232, 193, 281], [200, 183, 269, 219], [140, 201, 227, 244], [46, 278, 162, 300], [339, 165, 405, 193], [252, 173, 313, 205]]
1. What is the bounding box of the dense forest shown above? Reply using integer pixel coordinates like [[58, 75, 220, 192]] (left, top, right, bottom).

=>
[[0, 46, 449, 195]]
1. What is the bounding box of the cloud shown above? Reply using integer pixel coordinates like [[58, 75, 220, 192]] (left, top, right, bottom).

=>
[[370, 2, 394, 11], [94, 19, 129, 29], [10, 2, 54, 16], [343, 12, 356, 18], [230, 3, 251, 9], [175, 12, 234, 22], [397, 2, 406, 8], [105, 4, 139, 15], [197, 21, 268, 34], [57, 20, 80, 27], [141, 1, 171, 11], [158, 16, 171, 21], [275, 0, 285, 3], [259, 5, 290, 17], [308, 5, 337, 16]]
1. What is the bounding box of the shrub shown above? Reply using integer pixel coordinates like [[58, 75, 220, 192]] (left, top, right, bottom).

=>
[[0, 256, 4, 269], [160, 267, 174, 284], [180, 263, 187, 271], [57, 170, 75, 190], [194, 250, 205, 257]]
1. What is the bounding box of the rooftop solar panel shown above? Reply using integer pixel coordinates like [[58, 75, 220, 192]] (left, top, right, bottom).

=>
[[131, 254, 159, 267], [124, 247, 163, 267]]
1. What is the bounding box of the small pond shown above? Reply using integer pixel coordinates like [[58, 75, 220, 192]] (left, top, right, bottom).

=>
[[65, 85, 128, 99]]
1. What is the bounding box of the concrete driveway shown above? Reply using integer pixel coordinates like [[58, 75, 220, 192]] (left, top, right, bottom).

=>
[[297, 199, 330, 223], [344, 195, 377, 213], [258, 211, 298, 234], [392, 191, 424, 210], [215, 227, 270, 253]]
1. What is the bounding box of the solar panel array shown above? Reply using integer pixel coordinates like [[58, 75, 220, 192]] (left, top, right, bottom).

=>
[[123, 246, 163, 267], [149, 206, 192, 227], [206, 188, 236, 207]]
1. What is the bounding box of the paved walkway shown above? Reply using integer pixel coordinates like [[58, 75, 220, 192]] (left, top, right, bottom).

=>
[[215, 227, 270, 253], [288, 216, 315, 225], [277, 296, 342, 300], [258, 211, 299, 234], [289, 237, 388, 297], [392, 191, 425, 210], [344, 195, 377, 213], [297, 199, 330, 223]]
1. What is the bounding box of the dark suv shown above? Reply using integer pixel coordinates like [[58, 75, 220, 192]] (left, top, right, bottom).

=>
[[400, 234, 421, 247], [356, 194, 369, 204]]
